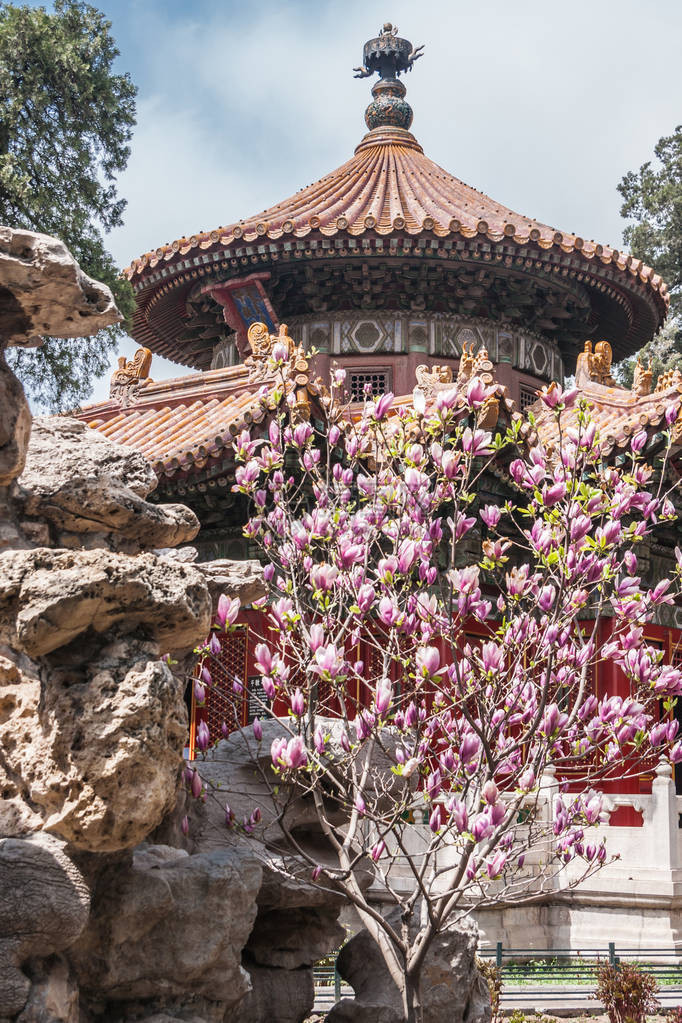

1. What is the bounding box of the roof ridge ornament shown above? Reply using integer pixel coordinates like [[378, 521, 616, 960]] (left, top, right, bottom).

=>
[[110, 347, 153, 406], [574, 340, 618, 389], [353, 23, 424, 134]]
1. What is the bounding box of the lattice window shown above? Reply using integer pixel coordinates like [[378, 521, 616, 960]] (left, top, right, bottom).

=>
[[519, 384, 538, 410], [191, 627, 248, 755], [672, 644, 682, 671], [349, 370, 391, 402], [313, 675, 336, 716]]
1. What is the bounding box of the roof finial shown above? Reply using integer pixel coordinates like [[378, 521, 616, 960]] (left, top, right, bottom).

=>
[[353, 23, 424, 133]]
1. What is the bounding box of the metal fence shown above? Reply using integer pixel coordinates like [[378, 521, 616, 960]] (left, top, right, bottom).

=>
[[478, 942, 682, 984]]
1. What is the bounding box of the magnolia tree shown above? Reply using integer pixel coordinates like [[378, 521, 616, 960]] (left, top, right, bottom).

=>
[[193, 356, 682, 1023]]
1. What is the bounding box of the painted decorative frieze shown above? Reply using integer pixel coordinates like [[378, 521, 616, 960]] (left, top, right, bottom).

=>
[[284, 311, 564, 383]]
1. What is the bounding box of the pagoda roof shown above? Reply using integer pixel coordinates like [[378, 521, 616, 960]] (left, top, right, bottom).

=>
[[126, 124, 666, 299]]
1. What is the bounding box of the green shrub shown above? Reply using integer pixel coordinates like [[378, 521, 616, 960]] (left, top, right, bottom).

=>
[[476, 957, 502, 1023], [594, 961, 659, 1023]]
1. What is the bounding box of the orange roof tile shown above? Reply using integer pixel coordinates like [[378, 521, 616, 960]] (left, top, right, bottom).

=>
[[76, 364, 271, 480], [531, 380, 682, 456]]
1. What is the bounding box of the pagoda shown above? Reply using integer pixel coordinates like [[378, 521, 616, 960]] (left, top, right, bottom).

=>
[[75, 23, 682, 952], [77, 22, 671, 554]]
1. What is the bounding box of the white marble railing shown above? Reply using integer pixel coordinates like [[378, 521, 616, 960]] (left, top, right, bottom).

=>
[[370, 760, 682, 898]]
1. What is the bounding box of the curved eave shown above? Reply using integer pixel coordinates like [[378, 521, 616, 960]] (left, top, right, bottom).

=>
[[127, 210, 668, 310], [531, 379, 682, 457], [126, 227, 667, 372]]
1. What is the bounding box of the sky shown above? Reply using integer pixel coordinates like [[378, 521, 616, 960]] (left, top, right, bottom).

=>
[[56, 0, 682, 403]]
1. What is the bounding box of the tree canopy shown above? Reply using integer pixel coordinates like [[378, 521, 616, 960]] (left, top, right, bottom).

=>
[[0, 0, 136, 410], [616, 125, 682, 386]]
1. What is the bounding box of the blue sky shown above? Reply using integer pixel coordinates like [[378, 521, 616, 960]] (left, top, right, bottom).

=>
[[55, 0, 682, 402]]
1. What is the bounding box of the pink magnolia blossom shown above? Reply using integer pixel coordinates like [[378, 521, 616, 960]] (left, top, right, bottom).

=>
[[309, 623, 326, 651], [542, 481, 567, 507], [631, 430, 648, 453], [373, 392, 394, 420], [196, 721, 210, 752], [290, 688, 305, 717], [216, 594, 240, 628], [311, 563, 339, 591], [481, 641, 505, 674], [461, 427, 493, 456], [426, 769, 442, 800], [370, 840, 387, 862], [482, 780, 498, 804], [272, 735, 308, 771], [480, 504, 501, 528], [472, 814, 492, 842], [416, 646, 440, 677], [448, 798, 468, 832], [312, 643, 344, 678], [466, 377, 489, 408], [375, 679, 393, 717], [429, 804, 442, 832], [314, 727, 326, 754]]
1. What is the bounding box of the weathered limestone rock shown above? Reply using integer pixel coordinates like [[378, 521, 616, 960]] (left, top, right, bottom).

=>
[[193, 720, 324, 852], [0, 640, 192, 850], [196, 558, 266, 608], [14, 418, 199, 553], [70, 844, 261, 1009], [0, 226, 339, 1023], [327, 909, 490, 1023], [0, 547, 211, 657], [0, 350, 31, 487], [15, 956, 79, 1023], [224, 961, 314, 1023], [0, 226, 119, 347], [0, 834, 89, 1018], [247, 902, 345, 971], [0, 225, 120, 498], [191, 723, 348, 1023]]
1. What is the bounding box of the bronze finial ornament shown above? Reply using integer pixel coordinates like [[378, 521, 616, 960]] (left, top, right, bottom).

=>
[[353, 24, 425, 134], [353, 23, 424, 79]]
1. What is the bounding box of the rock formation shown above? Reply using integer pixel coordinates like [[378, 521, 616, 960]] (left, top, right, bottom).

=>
[[0, 226, 345, 1023]]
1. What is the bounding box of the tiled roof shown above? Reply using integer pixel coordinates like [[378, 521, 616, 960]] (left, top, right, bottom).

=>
[[77, 357, 682, 491], [76, 364, 271, 481], [124, 123, 668, 315], [531, 380, 682, 456]]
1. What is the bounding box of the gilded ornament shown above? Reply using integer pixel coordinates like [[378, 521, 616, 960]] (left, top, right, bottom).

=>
[[109, 347, 153, 405]]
